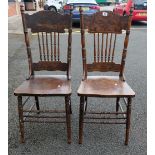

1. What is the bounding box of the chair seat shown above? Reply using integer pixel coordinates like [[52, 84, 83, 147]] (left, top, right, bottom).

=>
[[14, 75, 71, 96], [77, 76, 135, 97]]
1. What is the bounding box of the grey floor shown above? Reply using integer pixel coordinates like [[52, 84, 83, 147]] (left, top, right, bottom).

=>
[[8, 30, 146, 155]]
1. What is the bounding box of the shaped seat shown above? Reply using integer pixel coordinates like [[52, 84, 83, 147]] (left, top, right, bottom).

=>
[[78, 76, 135, 97], [14, 75, 71, 96]]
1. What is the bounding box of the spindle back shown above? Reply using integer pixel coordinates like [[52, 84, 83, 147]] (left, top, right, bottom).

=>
[[20, 5, 72, 79], [80, 8, 133, 80]]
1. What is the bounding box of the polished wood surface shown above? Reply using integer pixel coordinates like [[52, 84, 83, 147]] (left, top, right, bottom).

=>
[[20, 5, 72, 79], [80, 11, 132, 79], [77, 76, 135, 97], [14, 75, 71, 96], [87, 62, 121, 72], [32, 61, 68, 71], [14, 5, 72, 144], [78, 7, 135, 145], [24, 11, 71, 33], [83, 11, 129, 33]]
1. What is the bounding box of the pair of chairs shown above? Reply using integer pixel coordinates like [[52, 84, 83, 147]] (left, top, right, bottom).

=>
[[14, 5, 135, 145]]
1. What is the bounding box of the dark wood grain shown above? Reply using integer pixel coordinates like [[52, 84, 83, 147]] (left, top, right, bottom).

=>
[[77, 76, 135, 97], [14, 75, 71, 96], [32, 61, 68, 71], [83, 11, 129, 33], [14, 5, 73, 144], [24, 11, 71, 33], [78, 7, 135, 145], [87, 62, 121, 72]]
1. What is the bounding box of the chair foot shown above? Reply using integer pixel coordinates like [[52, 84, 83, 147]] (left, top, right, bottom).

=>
[[18, 96, 25, 143], [68, 141, 71, 144], [79, 142, 82, 144], [125, 97, 132, 145], [20, 137, 25, 144], [79, 96, 84, 144], [65, 96, 72, 144], [124, 141, 128, 145]]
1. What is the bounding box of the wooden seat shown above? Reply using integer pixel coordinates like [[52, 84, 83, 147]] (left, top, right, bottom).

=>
[[14, 5, 72, 144], [14, 75, 71, 96], [78, 76, 135, 97], [78, 7, 135, 145]]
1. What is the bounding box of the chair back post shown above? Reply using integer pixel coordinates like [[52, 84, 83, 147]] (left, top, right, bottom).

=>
[[80, 6, 87, 80], [67, 7, 73, 80], [20, 5, 34, 78], [119, 7, 133, 81]]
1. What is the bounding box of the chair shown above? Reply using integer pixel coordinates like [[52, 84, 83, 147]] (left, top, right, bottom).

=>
[[14, 5, 72, 144], [78, 7, 135, 145]]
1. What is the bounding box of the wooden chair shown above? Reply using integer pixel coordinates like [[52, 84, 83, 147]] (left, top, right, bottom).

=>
[[78, 7, 135, 145], [14, 5, 72, 144]]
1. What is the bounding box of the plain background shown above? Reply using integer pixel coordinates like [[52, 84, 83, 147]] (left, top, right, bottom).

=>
[[2, 0, 154, 154]]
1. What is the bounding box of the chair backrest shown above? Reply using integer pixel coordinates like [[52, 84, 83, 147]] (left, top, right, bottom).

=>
[[80, 7, 133, 81], [20, 5, 72, 80]]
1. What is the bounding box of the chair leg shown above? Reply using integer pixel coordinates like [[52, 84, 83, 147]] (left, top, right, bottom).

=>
[[79, 96, 85, 144], [65, 96, 71, 144], [125, 97, 132, 145], [116, 97, 120, 114], [84, 96, 88, 115], [35, 96, 40, 113], [69, 98, 72, 114], [17, 96, 25, 143]]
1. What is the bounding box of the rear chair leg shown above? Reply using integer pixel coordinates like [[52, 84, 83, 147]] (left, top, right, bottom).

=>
[[79, 96, 85, 144], [84, 96, 88, 115], [69, 98, 72, 114], [116, 97, 120, 114], [65, 96, 71, 144], [18, 96, 25, 143], [125, 97, 132, 145], [35, 96, 40, 114]]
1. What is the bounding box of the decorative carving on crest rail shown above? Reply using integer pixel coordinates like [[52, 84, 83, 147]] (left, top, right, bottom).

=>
[[24, 11, 71, 33], [83, 11, 129, 33]]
